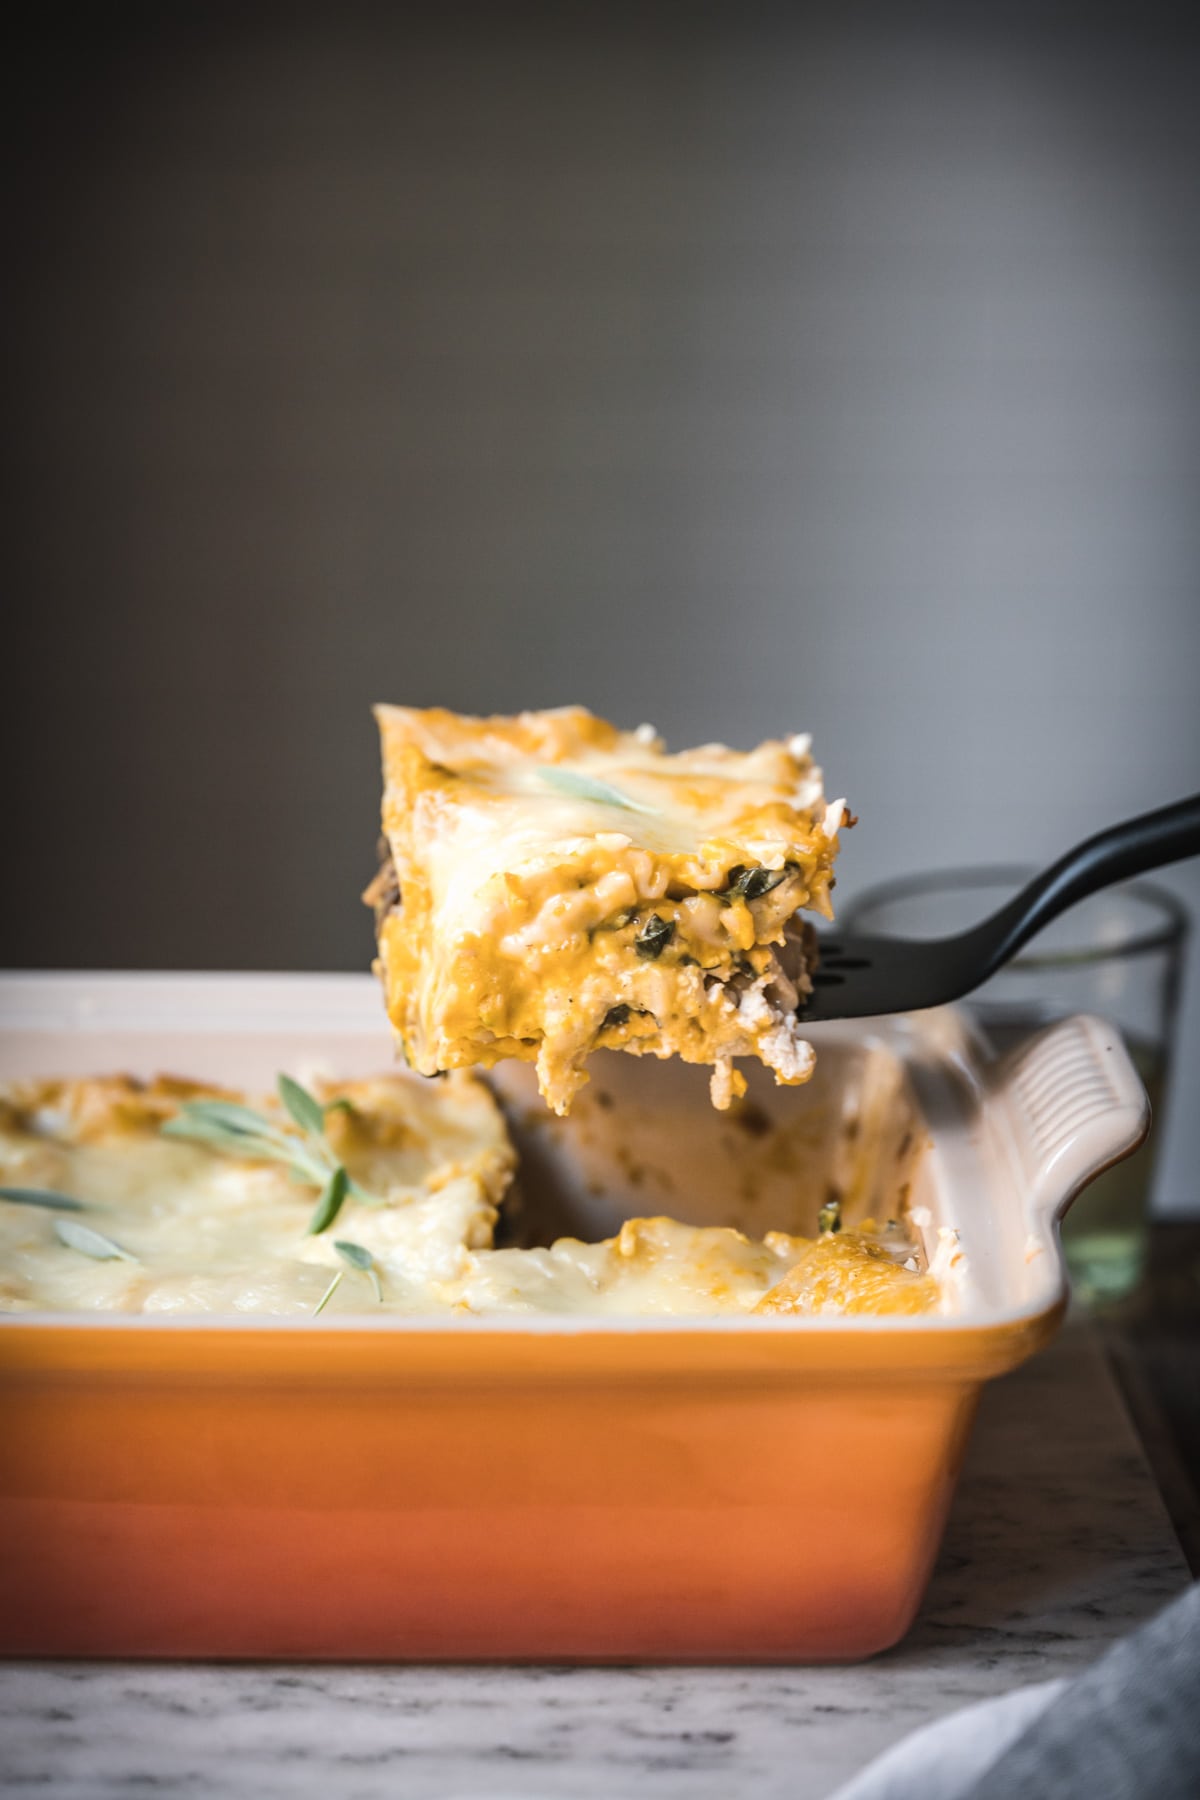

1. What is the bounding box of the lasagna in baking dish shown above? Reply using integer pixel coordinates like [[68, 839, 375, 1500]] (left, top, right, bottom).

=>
[[0, 1073, 939, 1317], [0, 1073, 513, 1316], [365, 706, 847, 1115]]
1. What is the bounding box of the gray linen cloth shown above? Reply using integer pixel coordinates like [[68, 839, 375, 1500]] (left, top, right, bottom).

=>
[[831, 1579, 1200, 1800]]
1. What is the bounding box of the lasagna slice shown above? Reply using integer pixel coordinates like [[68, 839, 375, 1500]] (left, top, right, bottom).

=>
[[366, 705, 847, 1115]]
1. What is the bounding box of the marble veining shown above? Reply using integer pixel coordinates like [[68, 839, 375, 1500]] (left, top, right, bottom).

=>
[[0, 1324, 1188, 1800]]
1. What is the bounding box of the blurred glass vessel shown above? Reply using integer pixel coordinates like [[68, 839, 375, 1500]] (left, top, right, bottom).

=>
[[842, 871, 1189, 1306]]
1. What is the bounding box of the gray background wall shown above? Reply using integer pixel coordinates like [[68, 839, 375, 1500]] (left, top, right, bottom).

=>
[[6, 5, 1199, 1212]]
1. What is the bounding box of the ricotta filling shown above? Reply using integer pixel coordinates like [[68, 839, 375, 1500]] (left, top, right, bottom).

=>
[[371, 841, 821, 1112]]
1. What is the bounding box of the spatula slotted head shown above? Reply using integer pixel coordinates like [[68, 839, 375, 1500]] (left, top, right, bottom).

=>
[[799, 931, 980, 1022]]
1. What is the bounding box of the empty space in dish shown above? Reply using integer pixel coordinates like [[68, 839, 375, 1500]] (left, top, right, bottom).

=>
[[489, 1041, 924, 1249]]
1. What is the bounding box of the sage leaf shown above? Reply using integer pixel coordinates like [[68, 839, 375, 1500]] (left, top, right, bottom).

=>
[[167, 1098, 291, 1140], [163, 1096, 338, 1187], [277, 1073, 327, 1139], [0, 1186, 87, 1213], [335, 1239, 383, 1302], [162, 1102, 297, 1162], [54, 1218, 136, 1262], [635, 914, 674, 960], [536, 767, 658, 815], [312, 1269, 343, 1316], [333, 1239, 374, 1270], [160, 1082, 377, 1217], [307, 1165, 349, 1236]]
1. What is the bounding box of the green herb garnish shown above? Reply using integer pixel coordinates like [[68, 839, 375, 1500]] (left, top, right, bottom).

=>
[[54, 1218, 136, 1262], [635, 914, 674, 960], [162, 1097, 324, 1177], [334, 1239, 383, 1302], [719, 864, 792, 902], [817, 1197, 843, 1236], [278, 1072, 328, 1138], [313, 1240, 384, 1314], [312, 1269, 343, 1316], [307, 1165, 348, 1236], [536, 767, 658, 815], [0, 1186, 87, 1213], [161, 1075, 376, 1233]]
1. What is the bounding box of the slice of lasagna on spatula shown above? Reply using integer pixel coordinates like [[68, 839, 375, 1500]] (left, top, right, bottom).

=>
[[365, 705, 847, 1115]]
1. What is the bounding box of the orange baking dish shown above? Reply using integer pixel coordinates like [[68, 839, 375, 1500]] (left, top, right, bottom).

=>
[[0, 974, 1148, 1662]]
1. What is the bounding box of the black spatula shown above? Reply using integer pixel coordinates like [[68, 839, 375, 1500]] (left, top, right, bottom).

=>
[[800, 794, 1200, 1022]]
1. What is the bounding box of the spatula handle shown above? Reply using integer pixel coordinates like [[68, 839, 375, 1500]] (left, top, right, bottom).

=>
[[978, 792, 1200, 975]]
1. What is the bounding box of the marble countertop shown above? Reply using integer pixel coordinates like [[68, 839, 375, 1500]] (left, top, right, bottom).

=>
[[0, 1322, 1189, 1800]]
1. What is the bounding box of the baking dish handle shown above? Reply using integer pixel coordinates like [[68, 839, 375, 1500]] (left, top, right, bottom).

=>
[[988, 1012, 1151, 1222]]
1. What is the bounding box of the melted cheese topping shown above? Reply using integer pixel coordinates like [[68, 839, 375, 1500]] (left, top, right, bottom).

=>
[[368, 705, 845, 1114], [0, 1076, 936, 1319], [0, 1074, 513, 1316], [455, 1218, 938, 1318]]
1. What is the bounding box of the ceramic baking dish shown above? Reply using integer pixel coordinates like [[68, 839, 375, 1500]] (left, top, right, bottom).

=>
[[0, 972, 1148, 1663]]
